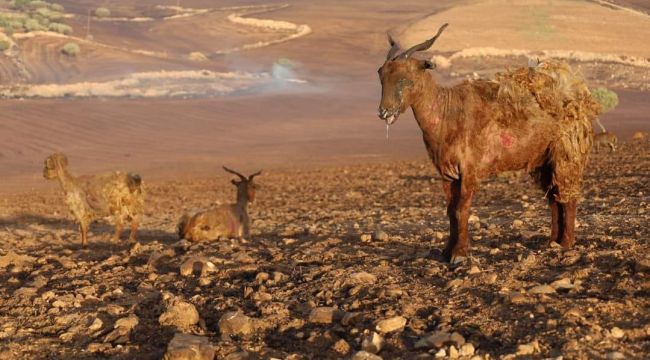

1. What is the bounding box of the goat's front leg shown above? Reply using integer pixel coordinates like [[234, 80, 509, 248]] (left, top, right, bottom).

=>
[[452, 180, 476, 263], [559, 199, 577, 248], [442, 180, 460, 261], [79, 222, 89, 248], [128, 218, 139, 243], [113, 219, 123, 242]]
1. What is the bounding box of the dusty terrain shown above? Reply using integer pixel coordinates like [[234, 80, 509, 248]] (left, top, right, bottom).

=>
[[0, 140, 649, 359], [1, 0, 650, 359]]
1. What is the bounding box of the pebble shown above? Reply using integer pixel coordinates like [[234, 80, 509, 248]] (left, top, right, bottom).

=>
[[528, 284, 556, 294], [349, 271, 377, 285], [361, 331, 383, 354], [88, 318, 103, 332], [448, 345, 459, 359], [218, 311, 255, 338], [468, 215, 480, 223], [375, 316, 406, 333], [159, 298, 200, 330], [610, 327, 625, 339], [606, 351, 625, 360], [434, 348, 446, 358], [414, 331, 450, 349], [163, 333, 215, 360], [351, 351, 383, 360], [373, 230, 389, 241], [360, 234, 372, 242], [550, 278, 573, 290], [309, 307, 343, 324], [516, 340, 539, 355], [512, 219, 524, 228], [459, 343, 475, 356], [332, 338, 351, 355]]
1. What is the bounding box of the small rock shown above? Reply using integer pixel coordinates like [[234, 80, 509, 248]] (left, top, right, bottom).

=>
[[449, 332, 465, 346], [610, 327, 625, 339], [88, 318, 103, 332], [512, 219, 524, 228], [550, 278, 573, 290], [361, 331, 383, 354], [218, 311, 255, 338], [163, 333, 215, 360], [159, 297, 200, 330], [516, 340, 539, 355], [332, 338, 351, 355], [104, 314, 139, 343], [528, 284, 556, 294], [468, 215, 480, 223], [180, 256, 217, 277], [255, 272, 270, 282], [460, 343, 475, 356], [372, 230, 389, 241], [448, 345, 459, 359], [376, 316, 406, 333], [468, 266, 480, 274], [606, 351, 625, 360], [351, 351, 383, 360], [349, 271, 377, 285], [415, 331, 450, 349], [309, 307, 343, 324], [434, 348, 446, 358], [360, 234, 372, 242]]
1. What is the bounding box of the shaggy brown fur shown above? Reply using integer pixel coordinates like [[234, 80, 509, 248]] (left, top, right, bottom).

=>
[[178, 167, 261, 242], [378, 24, 600, 263], [593, 132, 618, 153], [43, 153, 144, 247]]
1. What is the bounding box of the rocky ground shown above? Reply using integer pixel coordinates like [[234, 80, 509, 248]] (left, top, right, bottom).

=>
[[0, 140, 648, 360]]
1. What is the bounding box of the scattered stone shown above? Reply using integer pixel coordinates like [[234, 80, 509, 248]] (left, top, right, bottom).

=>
[[449, 332, 465, 346], [224, 352, 250, 360], [332, 338, 351, 355], [610, 327, 625, 339], [361, 331, 383, 354], [468, 215, 480, 223], [159, 296, 200, 330], [180, 256, 217, 277], [550, 278, 573, 290], [528, 284, 556, 295], [372, 230, 389, 241], [516, 340, 539, 355], [87, 342, 112, 353], [104, 314, 139, 343], [164, 333, 215, 360], [460, 343, 475, 356], [309, 307, 343, 324], [218, 311, 255, 338], [360, 234, 372, 242], [512, 219, 524, 228], [351, 350, 383, 360], [448, 345, 459, 359], [375, 316, 406, 333], [349, 271, 377, 285], [434, 348, 446, 358], [415, 331, 450, 349], [88, 318, 103, 332], [468, 265, 480, 274], [255, 272, 270, 282], [606, 351, 625, 360]]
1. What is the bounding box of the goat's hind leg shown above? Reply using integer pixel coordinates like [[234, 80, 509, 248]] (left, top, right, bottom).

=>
[[79, 222, 89, 248], [559, 199, 577, 248], [128, 217, 139, 243], [112, 219, 123, 243]]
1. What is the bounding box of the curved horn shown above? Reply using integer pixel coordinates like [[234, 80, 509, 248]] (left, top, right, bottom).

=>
[[397, 23, 448, 60], [223, 166, 246, 181], [248, 170, 262, 181], [386, 34, 400, 60]]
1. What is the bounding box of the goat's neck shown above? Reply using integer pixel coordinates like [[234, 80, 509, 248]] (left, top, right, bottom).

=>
[[410, 73, 446, 133], [55, 167, 77, 194], [235, 188, 249, 212]]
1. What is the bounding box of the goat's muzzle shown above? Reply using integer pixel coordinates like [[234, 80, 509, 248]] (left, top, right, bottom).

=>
[[378, 108, 398, 125]]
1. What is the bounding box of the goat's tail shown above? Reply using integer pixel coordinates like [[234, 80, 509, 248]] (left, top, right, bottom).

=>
[[177, 214, 190, 240], [127, 173, 143, 193]]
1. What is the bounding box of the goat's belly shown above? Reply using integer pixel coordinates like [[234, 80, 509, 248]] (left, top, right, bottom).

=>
[[477, 133, 549, 176]]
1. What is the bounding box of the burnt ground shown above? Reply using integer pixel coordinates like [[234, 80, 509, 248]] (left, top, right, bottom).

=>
[[0, 140, 648, 360]]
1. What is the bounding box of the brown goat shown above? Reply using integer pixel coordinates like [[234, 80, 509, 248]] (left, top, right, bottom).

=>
[[378, 24, 599, 263], [177, 167, 261, 242], [43, 153, 144, 247], [593, 132, 618, 153]]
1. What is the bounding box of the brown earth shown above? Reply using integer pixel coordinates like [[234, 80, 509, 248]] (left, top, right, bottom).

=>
[[0, 140, 648, 359]]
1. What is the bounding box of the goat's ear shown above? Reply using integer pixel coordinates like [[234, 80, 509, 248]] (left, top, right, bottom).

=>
[[422, 60, 436, 70]]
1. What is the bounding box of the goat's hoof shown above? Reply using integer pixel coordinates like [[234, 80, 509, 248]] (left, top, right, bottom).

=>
[[450, 255, 468, 265]]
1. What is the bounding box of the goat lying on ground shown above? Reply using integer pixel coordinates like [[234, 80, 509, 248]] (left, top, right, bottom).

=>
[[377, 24, 600, 263], [178, 167, 261, 241], [593, 132, 618, 153], [43, 153, 144, 247]]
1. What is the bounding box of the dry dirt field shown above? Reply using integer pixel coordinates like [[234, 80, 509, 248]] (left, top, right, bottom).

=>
[[0, 141, 649, 359], [1, 0, 650, 359]]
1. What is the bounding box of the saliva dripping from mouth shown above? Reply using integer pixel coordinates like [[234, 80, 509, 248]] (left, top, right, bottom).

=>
[[386, 121, 390, 142]]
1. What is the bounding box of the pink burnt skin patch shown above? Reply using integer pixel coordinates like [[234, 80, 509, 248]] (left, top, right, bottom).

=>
[[500, 133, 515, 148]]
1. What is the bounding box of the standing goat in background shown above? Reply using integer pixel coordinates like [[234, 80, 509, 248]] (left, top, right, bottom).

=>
[[178, 167, 261, 242], [377, 24, 600, 263], [43, 153, 144, 247]]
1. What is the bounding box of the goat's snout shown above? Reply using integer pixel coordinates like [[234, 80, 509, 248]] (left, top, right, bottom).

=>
[[378, 107, 398, 124]]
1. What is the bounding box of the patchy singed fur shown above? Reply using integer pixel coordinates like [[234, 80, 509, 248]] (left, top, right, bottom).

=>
[[43, 153, 145, 247], [378, 24, 600, 262]]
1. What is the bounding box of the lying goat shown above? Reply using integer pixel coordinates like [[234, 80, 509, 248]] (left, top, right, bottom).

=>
[[377, 24, 600, 263], [43, 153, 144, 247], [178, 167, 261, 241]]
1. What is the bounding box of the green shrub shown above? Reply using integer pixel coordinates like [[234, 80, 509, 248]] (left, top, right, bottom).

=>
[[591, 87, 619, 113], [61, 42, 80, 56], [28, 1, 49, 9], [95, 7, 111, 18], [48, 22, 71, 34], [24, 18, 45, 31], [0, 40, 10, 51], [35, 7, 63, 21], [50, 3, 64, 12]]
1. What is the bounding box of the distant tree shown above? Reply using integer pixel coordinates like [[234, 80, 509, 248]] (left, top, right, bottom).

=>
[[48, 22, 71, 34], [95, 7, 111, 18], [61, 42, 80, 56], [591, 87, 619, 113], [0, 40, 10, 51]]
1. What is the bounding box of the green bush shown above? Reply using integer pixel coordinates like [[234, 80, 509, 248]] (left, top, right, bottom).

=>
[[0, 40, 10, 51], [48, 22, 71, 34], [24, 18, 45, 31], [36, 7, 63, 21], [591, 87, 619, 113], [95, 7, 111, 18], [61, 42, 80, 56], [50, 3, 64, 12]]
